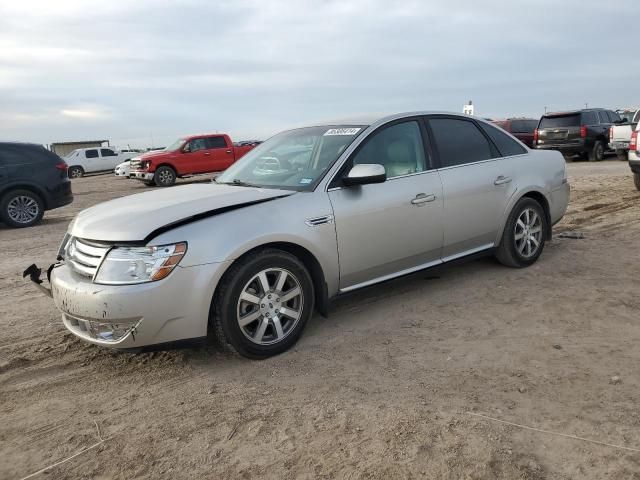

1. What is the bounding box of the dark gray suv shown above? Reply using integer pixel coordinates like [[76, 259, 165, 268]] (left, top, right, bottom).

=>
[[0, 142, 73, 228], [534, 108, 622, 161]]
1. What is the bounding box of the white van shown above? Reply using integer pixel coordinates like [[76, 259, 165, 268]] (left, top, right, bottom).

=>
[[64, 148, 136, 178]]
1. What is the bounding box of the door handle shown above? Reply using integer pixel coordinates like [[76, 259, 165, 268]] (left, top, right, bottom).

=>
[[494, 175, 512, 185], [226, 150, 232, 154], [411, 193, 436, 205]]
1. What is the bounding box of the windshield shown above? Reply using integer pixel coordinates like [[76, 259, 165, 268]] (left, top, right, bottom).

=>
[[539, 114, 580, 128], [216, 126, 365, 191], [165, 137, 186, 152]]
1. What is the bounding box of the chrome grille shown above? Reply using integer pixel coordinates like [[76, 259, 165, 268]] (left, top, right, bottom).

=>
[[66, 237, 110, 278], [129, 158, 142, 170]]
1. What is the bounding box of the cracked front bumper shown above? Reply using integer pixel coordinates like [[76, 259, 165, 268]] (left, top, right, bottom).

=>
[[50, 261, 226, 348]]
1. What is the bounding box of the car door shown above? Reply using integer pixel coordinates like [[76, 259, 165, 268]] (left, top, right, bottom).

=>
[[183, 138, 209, 173], [100, 148, 120, 170], [426, 116, 518, 260], [84, 149, 100, 172], [205, 136, 234, 172], [328, 119, 444, 290]]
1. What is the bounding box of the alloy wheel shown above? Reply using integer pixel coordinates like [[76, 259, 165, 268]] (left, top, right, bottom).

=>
[[158, 169, 174, 185], [7, 195, 40, 224], [236, 268, 303, 345], [514, 208, 542, 258]]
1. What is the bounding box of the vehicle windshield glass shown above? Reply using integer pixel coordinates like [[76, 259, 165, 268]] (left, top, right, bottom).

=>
[[165, 138, 185, 152], [539, 114, 580, 128], [216, 126, 365, 191]]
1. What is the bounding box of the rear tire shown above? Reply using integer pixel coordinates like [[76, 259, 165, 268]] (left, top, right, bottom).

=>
[[634, 173, 640, 191], [210, 249, 314, 359], [154, 166, 176, 187], [495, 197, 547, 268], [589, 141, 605, 162], [68, 166, 84, 178], [0, 189, 44, 228]]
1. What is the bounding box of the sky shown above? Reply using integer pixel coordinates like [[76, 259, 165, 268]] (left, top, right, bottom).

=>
[[0, 0, 638, 149]]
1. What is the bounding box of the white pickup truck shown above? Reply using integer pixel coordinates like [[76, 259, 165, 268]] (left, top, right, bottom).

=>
[[609, 109, 639, 160], [64, 147, 138, 178]]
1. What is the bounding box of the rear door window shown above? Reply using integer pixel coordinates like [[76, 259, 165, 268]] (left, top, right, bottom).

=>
[[539, 114, 581, 128], [479, 122, 527, 156], [580, 111, 597, 125], [85, 149, 99, 158], [206, 136, 228, 149], [428, 117, 496, 167], [100, 148, 117, 157], [597, 111, 609, 124]]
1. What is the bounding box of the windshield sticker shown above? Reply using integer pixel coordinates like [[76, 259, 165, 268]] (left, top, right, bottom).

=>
[[324, 128, 361, 136], [299, 178, 313, 184]]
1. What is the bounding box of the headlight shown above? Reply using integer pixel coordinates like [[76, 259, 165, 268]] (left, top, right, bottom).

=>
[[94, 242, 187, 285]]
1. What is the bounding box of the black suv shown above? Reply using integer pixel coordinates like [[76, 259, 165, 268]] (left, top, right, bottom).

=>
[[0, 142, 73, 228], [534, 108, 622, 161]]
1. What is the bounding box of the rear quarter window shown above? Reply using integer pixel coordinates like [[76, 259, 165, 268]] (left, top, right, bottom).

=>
[[540, 114, 581, 128], [479, 123, 527, 156]]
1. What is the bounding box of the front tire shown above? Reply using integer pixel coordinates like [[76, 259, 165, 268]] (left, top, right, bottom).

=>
[[210, 249, 314, 359], [154, 166, 176, 187], [495, 197, 547, 268], [68, 166, 84, 178], [589, 141, 605, 162], [0, 189, 44, 228]]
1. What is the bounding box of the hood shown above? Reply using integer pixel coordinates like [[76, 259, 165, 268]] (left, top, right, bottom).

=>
[[69, 184, 295, 242], [139, 149, 173, 160]]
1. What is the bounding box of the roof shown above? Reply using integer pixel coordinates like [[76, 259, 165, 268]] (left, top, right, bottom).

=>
[[303, 111, 493, 129], [543, 108, 604, 117], [50, 140, 108, 146]]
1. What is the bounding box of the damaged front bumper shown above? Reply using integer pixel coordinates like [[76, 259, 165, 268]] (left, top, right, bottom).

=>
[[131, 171, 154, 182], [25, 261, 225, 349]]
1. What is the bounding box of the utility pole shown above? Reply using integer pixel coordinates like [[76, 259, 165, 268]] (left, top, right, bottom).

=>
[[544, 106, 547, 114]]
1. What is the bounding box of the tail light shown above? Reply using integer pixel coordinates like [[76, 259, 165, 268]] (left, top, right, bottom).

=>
[[533, 129, 539, 145], [631, 131, 638, 152], [580, 126, 587, 138], [609, 126, 613, 141], [55, 161, 68, 171]]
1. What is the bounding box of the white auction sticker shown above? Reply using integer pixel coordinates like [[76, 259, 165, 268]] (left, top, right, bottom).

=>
[[324, 128, 361, 136]]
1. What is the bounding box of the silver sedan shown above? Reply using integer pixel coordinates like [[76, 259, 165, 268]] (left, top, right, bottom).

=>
[[45, 112, 569, 358]]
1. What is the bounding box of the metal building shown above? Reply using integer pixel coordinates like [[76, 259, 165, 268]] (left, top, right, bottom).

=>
[[50, 140, 109, 157]]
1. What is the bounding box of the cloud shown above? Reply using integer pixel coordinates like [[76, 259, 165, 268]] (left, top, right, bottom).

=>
[[0, 0, 638, 147]]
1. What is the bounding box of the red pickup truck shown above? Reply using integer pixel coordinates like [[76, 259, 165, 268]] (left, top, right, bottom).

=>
[[130, 133, 258, 186]]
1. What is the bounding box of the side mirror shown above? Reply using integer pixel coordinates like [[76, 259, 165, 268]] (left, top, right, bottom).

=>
[[182, 145, 191, 153], [343, 163, 386, 186]]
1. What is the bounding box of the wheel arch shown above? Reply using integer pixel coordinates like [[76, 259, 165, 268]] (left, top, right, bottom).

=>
[[0, 183, 49, 209], [212, 241, 330, 318], [497, 189, 552, 243], [153, 163, 178, 175]]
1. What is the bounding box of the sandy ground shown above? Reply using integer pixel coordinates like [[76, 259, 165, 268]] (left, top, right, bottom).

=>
[[1, 161, 639, 479]]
